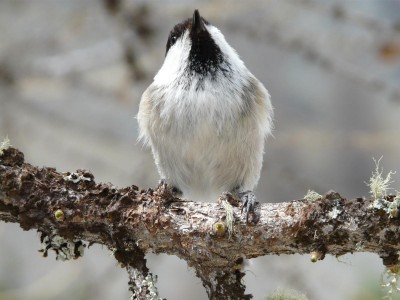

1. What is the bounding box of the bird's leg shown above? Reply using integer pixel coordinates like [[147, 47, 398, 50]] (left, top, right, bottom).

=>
[[237, 190, 257, 222], [224, 188, 259, 223]]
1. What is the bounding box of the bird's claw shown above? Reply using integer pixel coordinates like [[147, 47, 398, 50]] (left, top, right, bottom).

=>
[[238, 190, 258, 223]]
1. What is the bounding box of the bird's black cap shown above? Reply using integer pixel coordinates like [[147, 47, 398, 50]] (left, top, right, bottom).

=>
[[165, 9, 229, 80]]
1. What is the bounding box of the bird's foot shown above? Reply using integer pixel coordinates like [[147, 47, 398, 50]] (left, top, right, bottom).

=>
[[238, 190, 258, 224]]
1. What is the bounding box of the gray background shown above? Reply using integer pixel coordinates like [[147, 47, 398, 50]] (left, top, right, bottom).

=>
[[0, 0, 400, 299]]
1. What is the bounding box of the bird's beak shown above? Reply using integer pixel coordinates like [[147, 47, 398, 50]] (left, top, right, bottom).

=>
[[192, 9, 206, 34]]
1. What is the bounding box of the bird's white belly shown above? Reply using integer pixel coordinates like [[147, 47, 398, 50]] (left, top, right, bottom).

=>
[[156, 120, 246, 202]]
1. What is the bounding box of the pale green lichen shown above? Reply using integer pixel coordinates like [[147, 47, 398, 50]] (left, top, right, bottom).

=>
[[131, 274, 162, 300], [368, 157, 395, 200], [221, 200, 234, 239], [366, 158, 400, 299], [355, 241, 365, 252], [366, 158, 400, 218], [0, 136, 11, 156], [328, 206, 342, 219], [63, 172, 92, 184], [39, 234, 85, 261], [266, 288, 309, 300], [388, 193, 400, 218], [381, 264, 400, 300], [304, 190, 321, 202]]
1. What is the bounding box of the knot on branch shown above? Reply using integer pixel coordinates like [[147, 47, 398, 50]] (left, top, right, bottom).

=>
[[197, 266, 252, 300], [0, 147, 24, 167]]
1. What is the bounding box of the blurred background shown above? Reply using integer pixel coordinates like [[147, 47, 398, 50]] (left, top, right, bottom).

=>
[[0, 0, 400, 299]]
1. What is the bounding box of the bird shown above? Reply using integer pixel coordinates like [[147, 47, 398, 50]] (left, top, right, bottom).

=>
[[137, 9, 273, 221]]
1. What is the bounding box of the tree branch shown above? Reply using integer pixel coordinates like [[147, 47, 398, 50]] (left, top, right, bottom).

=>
[[1, 147, 400, 299]]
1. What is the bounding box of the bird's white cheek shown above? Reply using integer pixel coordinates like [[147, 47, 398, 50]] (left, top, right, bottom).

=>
[[154, 38, 190, 85]]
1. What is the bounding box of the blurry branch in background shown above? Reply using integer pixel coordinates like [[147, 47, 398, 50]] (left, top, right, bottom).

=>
[[102, 0, 155, 81], [29, 1, 155, 80], [292, 0, 400, 33], [100, 0, 400, 103], [103, 0, 400, 103], [286, 0, 400, 102], [225, 0, 400, 103], [3, 0, 399, 105], [2, 147, 400, 299], [33, 39, 123, 77]]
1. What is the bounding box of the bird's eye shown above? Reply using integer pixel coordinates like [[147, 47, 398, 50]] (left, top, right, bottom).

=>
[[166, 34, 178, 54], [166, 25, 185, 54]]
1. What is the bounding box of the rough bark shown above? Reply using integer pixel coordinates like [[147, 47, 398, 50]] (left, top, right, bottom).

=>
[[1, 147, 400, 299]]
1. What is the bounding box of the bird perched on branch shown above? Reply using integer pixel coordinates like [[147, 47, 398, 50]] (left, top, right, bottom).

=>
[[138, 9, 273, 221]]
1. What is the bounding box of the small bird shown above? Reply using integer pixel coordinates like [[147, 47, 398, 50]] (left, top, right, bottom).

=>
[[138, 9, 273, 221]]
